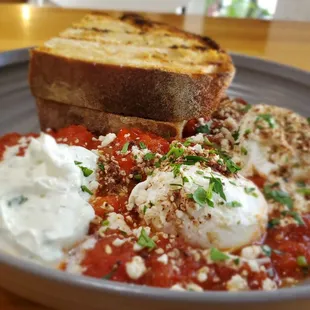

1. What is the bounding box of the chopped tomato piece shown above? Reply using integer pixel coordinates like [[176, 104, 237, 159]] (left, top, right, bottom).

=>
[[52, 125, 100, 149]]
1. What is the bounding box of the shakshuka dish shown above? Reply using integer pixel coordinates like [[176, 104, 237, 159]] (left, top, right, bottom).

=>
[[0, 98, 309, 292]]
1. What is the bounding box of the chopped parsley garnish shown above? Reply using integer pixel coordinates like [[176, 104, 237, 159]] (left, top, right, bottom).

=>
[[209, 175, 226, 201], [121, 142, 130, 154], [183, 176, 189, 183], [232, 130, 239, 141], [102, 270, 116, 280], [244, 187, 258, 198], [307, 117, 310, 125], [241, 146, 248, 155], [268, 218, 280, 228], [143, 205, 148, 214], [215, 150, 241, 173], [98, 162, 105, 172], [225, 157, 241, 173], [240, 104, 252, 113], [196, 170, 204, 175], [81, 185, 93, 195], [292, 212, 305, 226], [183, 139, 193, 147], [74, 161, 93, 177], [196, 124, 210, 134], [261, 245, 272, 257], [139, 142, 147, 149], [296, 181, 306, 188], [102, 263, 120, 280], [282, 210, 305, 226], [172, 164, 181, 177], [297, 188, 310, 195], [227, 201, 242, 208], [244, 129, 251, 135], [166, 146, 184, 159], [144, 152, 156, 161], [79, 166, 93, 177], [193, 186, 214, 207], [229, 181, 237, 186], [297, 256, 308, 267], [101, 220, 110, 226], [255, 114, 276, 128], [133, 174, 142, 181], [183, 155, 208, 165], [263, 184, 293, 210], [8, 195, 28, 207], [210, 248, 229, 262], [233, 258, 240, 265], [204, 137, 213, 146], [137, 228, 156, 250]]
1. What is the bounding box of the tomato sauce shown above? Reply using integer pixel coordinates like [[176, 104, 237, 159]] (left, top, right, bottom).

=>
[[1, 124, 309, 291]]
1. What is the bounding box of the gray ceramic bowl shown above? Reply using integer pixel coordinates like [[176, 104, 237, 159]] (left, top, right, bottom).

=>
[[0, 48, 310, 310]]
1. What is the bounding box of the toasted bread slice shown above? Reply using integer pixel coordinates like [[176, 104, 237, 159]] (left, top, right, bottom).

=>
[[29, 13, 235, 122], [36, 98, 186, 139]]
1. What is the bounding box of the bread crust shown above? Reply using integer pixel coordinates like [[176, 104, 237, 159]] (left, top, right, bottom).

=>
[[30, 49, 233, 122], [36, 97, 186, 139]]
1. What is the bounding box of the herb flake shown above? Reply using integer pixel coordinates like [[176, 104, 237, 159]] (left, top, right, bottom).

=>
[[139, 142, 147, 149], [81, 185, 93, 195], [197, 124, 209, 134], [263, 185, 293, 210], [210, 248, 229, 262], [121, 142, 130, 154], [227, 201, 242, 208], [137, 228, 156, 250], [8, 195, 28, 207], [144, 153, 156, 161], [255, 114, 276, 128]]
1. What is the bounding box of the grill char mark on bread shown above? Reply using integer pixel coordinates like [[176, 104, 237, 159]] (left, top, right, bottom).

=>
[[30, 12, 235, 123]]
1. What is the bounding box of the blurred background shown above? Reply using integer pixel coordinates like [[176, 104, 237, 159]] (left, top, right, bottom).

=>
[[2, 0, 310, 21]]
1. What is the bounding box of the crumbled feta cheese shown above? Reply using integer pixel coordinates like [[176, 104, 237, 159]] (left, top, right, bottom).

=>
[[226, 275, 249, 291], [247, 260, 260, 272], [186, 283, 203, 292], [170, 284, 185, 291], [133, 242, 143, 252], [189, 144, 203, 153], [98, 133, 116, 147], [107, 212, 132, 235], [105, 245, 112, 254], [197, 266, 209, 282], [125, 256, 146, 280], [131, 146, 151, 163], [189, 133, 204, 144], [262, 278, 277, 291], [241, 246, 262, 259], [157, 254, 168, 265], [155, 248, 164, 255], [112, 238, 126, 247], [132, 226, 150, 238]]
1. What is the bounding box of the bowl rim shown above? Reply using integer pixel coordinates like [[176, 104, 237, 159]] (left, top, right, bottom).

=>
[[0, 48, 310, 303], [0, 250, 309, 303]]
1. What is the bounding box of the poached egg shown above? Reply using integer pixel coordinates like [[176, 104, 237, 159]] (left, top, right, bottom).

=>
[[128, 164, 268, 251]]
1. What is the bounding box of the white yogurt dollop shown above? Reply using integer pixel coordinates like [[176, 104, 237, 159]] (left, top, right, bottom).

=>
[[0, 133, 97, 266]]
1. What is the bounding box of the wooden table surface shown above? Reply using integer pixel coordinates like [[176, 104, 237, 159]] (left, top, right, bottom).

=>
[[1, 4, 310, 71], [1, 3, 310, 310]]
